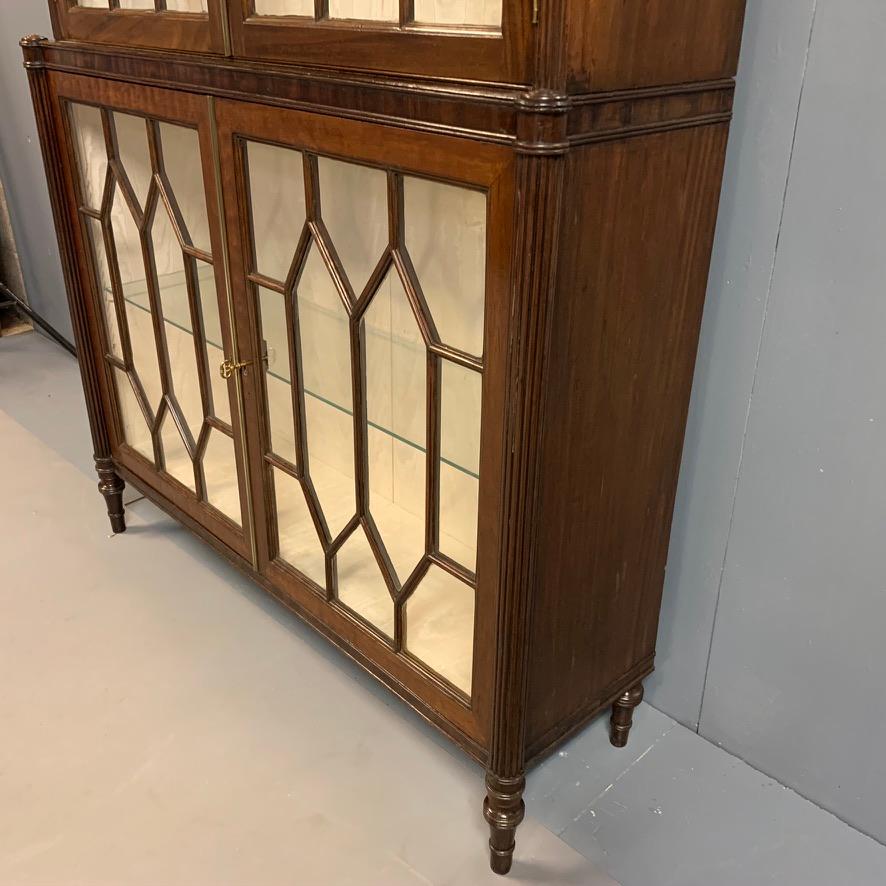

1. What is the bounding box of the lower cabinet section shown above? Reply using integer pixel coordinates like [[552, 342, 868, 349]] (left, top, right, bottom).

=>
[[52, 70, 513, 751]]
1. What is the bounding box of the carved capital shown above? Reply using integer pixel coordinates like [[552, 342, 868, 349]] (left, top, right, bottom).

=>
[[20, 34, 49, 68], [515, 89, 570, 156]]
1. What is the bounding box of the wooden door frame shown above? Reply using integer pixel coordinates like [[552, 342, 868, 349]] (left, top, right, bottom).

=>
[[47, 71, 254, 562], [215, 96, 515, 748], [226, 0, 532, 83], [50, 0, 228, 55]]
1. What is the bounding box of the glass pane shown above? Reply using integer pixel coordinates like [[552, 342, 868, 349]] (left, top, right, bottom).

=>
[[119, 0, 155, 8], [255, 0, 314, 13], [273, 468, 326, 587], [197, 265, 231, 426], [113, 369, 152, 460], [365, 270, 426, 584], [404, 176, 486, 358], [112, 186, 164, 417], [328, 0, 397, 21], [298, 244, 356, 538], [247, 141, 306, 283], [203, 428, 242, 525], [166, 0, 209, 10], [69, 104, 106, 212], [258, 286, 297, 465], [159, 122, 211, 254], [160, 409, 195, 492], [113, 113, 153, 210], [413, 0, 501, 27], [85, 218, 122, 360], [405, 566, 474, 694], [78, 0, 110, 6], [439, 360, 480, 572], [337, 526, 394, 637], [317, 157, 388, 294], [152, 207, 205, 440]]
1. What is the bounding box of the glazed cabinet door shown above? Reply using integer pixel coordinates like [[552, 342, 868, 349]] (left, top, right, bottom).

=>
[[216, 100, 514, 748], [226, 0, 531, 82], [50, 0, 227, 54], [51, 73, 254, 560]]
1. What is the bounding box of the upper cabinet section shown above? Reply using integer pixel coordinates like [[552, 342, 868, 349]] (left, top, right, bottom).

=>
[[51, 0, 227, 54], [226, 0, 531, 82], [50, 0, 746, 89], [565, 0, 747, 92]]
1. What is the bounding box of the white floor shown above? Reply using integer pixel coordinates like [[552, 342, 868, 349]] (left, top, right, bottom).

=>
[[0, 330, 609, 885], [3, 330, 886, 886]]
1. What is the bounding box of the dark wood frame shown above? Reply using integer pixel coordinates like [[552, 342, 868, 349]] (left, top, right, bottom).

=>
[[226, 0, 532, 83], [50, 0, 227, 55], [25, 0, 746, 869]]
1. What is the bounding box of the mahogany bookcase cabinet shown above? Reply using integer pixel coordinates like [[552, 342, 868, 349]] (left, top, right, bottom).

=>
[[25, 0, 746, 873]]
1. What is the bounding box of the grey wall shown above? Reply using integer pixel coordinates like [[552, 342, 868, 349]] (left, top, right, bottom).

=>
[[649, 0, 886, 847], [1, 0, 884, 852], [0, 5, 70, 340]]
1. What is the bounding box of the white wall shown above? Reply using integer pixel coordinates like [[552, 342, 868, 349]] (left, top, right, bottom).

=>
[[649, 0, 886, 845]]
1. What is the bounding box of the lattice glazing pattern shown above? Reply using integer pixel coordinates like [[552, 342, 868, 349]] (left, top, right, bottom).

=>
[[68, 102, 241, 526], [246, 141, 486, 695]]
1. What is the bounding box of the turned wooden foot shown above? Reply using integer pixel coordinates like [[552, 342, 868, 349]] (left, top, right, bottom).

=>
[[95, 457, 126, 533], [610, 683, 644, 748], [483, 772, 525, 875]]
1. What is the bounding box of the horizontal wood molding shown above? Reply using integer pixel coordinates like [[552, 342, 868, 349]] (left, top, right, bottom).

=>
[[26, 40, 735, 150]]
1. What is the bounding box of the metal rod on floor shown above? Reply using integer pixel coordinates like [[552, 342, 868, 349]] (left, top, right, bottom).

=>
[[0, 281, 76, 357]]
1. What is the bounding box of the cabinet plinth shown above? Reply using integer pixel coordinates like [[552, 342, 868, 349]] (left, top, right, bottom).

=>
[[26, 0, 746, 871]]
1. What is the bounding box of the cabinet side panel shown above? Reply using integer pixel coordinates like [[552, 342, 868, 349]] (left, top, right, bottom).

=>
[[526, 124, 729, 754], [566, 0, 746, 92]]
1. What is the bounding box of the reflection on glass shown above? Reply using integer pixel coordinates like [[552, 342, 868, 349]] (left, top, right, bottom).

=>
[[160, 408, 195, 491], [328, 0, 397, 21], [406, 565, 474, 694], [254, 0, 314, 14], [412, 0, 501, 27], [159, 122, 211, 253], [258, 286, 297, 465], [405, 176, 486, 357], [317, 157, 388, 294], [196, 265, 231, 426], [298, 244, 356, 538], [152, 206, 204, 439], [337, 526, 394, 637], [439, 360, 480, 572], [273, 468, 326, 587], [365, 270, 426, 584], [247, 141, 306, 282], [113, 368, 152, 460], [112, 186, 163, 416], [70, 103, 106, 211], [204, 428, 242, 524], [85, 217, 122, 360], [113, 112, 153, 210]]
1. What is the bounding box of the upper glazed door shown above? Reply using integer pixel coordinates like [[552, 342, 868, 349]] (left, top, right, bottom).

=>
[[51, 0, 227, 54], [227, 0, 532, 82]]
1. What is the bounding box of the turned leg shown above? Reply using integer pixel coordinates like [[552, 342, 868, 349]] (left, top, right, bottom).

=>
[[95, 456, 126, 534], [610, 682, 644, 748], [483, 772, 525, 875]]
